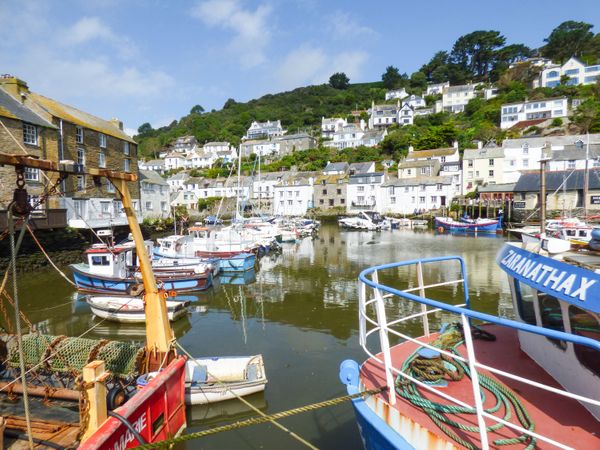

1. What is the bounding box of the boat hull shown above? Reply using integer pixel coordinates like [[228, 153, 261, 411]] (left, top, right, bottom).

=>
[[219, 253, 256, 272], [435, 217, 498, 233], [87, 297, 189, 323], [70, 264, 212, 294]]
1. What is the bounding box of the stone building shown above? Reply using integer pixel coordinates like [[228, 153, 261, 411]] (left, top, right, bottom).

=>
[[0, 75, 140, 228]]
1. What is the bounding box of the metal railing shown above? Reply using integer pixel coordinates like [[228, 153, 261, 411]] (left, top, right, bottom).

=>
[[358, 256, 600, 450]]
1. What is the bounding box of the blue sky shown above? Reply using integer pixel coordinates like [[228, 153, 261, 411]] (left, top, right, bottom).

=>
[[1, 0, 599, 135]]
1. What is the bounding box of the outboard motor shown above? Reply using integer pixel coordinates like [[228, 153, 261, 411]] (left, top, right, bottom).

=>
[[589, 227, 600, 251]]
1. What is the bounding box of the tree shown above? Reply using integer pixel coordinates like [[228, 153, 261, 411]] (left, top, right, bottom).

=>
[[223, 98, 237, 109], [572, 99, 600, 133], [450, 30, 506, 80], [409, 71, 427, 91], [542, 21, 595, 63], [420, 51, 450, 82], [190, 104, 205, 115], [137, 122, 153, 134], [492, 44, 532, 78], [329, 72, 350, 89], [381, 66, 405, 89]]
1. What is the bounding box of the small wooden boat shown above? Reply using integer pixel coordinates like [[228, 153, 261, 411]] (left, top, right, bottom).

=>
[[217, 252, 256, 272], [185, 355, 267, 405], [87, 296, 190, 322], [435, 216, 499, 233]]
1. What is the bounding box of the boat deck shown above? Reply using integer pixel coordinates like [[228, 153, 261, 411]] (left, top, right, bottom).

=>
[[0, 396, 81, 449], [360, 325, 600, 449]]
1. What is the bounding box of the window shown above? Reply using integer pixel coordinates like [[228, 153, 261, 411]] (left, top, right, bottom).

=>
[[77, 148, 85, 166], [569, 306, 600, 376], [523, 159, 529, 168], [73, 199, 86, 218], [513, 280, 536, 325], [431, 196, 437, 202], [337, 189, 342, 195], [390, 197, 396, 204], [328, 199, 334, 206], [357, 186, 365, 192], [287, 200, 293, 206], [341, 198, 345, 204], [357, 196, 364, 203], [475, 171, 480, 177], [407, 169, 412, 175], [99, 133, 107, 148], [106, 180, 115, 193], [319, 199, 324, 205], [419, 185, 425, 191], [124, 159, 130, 172], [419, 196, 425, 203], [295, 191, 300, 197], [565, 68, 579, 75], [489, 170, 494, 177], [23, 123, 37, 145], [123, 142, 130, 155], [538, 294, 566, 350], [96, 151, 105, 168], [100, 201, 111, 214], [420, 167, 427, 175], [91, 256, 110, 266], [76, 127, 84, 144], [440, 156, 446, 163], [468, 160, 473, 168], [468, 171, 473, 179], [77, 175, 85, 190], [489, 159, 494, 166], [145, 201, 153, 210], [436, 183, 442, 191], [546, 70, 559, 78], [24, 167, 39, 182], [568, 160, 576, 169], [322, 189, 327, 195]]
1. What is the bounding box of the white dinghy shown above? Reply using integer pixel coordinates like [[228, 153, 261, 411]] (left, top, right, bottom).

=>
[[86, 296, 190, 323], [183, 355, 267, 405]]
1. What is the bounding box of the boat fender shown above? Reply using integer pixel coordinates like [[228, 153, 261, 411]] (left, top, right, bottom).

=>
[[169, 290, 177, 297], [438, 227, 445, 233], [126, 283, 144, 297], [339, 359, 360, 387]]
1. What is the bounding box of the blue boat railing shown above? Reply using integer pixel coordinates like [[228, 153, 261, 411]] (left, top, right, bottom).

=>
[[358, 256, 600, 450]]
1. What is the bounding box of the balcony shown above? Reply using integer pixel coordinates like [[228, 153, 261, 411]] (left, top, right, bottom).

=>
[[0, 208, 68, 229]]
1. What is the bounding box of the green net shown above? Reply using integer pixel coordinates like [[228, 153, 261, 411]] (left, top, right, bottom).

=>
[[6, 334, 144, 379]]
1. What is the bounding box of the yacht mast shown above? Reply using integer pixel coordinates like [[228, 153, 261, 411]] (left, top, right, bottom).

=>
[[236, 146, 242, 221], [584, 132, 590, 219]]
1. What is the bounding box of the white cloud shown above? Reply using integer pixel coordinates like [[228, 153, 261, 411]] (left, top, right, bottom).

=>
[[329, 12, 376, 39], [62, 16, 138, 59], [190, 0, 273, 68], [275, 45, 368, 90]]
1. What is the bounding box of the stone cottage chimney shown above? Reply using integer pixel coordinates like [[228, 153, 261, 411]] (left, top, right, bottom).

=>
[[453, 140, 459, 149], [110, 118, 124, 130], [477, 141, 483, 150], [408, 145, 414, 153], [0, 75, 30, 101]]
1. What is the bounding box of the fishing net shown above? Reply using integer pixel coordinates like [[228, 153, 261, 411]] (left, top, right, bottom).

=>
[[4, 333, 145, 379]]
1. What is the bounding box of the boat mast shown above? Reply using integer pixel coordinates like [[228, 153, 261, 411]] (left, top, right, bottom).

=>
[[540, 143, 551, 235], [236, 146, 242, 221], [584, 132, 590, 219]]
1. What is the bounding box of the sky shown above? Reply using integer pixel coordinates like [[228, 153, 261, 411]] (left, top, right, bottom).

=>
[[1, 0, 600, 136]]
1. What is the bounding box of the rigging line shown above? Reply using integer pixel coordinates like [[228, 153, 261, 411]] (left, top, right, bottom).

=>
[[522, 168, 577, 223], [8, 212, 34, 449], [26, 224, 76, 287], [175, 341, 319, 450], [0, 120, 29, 155]]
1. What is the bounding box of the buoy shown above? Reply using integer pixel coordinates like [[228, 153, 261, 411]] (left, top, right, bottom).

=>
[[438, 227, 445, 233], [169, 290, 177, 297]]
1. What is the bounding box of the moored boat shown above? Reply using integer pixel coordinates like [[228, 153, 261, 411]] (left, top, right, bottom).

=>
[[86, 296, 190, 322], [435, 216, 500, 233], [340, 249, 600, 449]]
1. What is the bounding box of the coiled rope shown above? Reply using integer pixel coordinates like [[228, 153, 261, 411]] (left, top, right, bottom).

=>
[[395, 324, 536, 450]]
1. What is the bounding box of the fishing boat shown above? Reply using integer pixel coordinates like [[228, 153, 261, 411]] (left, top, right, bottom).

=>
[[70, 245, 213, 294], [179, 355, 266, 405], [339, 211, 386, 231], [86, 296, 190, 323], [217, 252, 256, 272], [435, 216, 500, 233]]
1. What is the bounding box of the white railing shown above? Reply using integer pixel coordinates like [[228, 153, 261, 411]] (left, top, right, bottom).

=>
[[358, 256, 600, 450]]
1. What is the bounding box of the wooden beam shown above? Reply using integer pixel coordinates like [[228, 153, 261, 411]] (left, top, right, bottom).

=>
[[81, 361, 108, 442], [115, 179, 173, 354], [0, 152, 137, 181]]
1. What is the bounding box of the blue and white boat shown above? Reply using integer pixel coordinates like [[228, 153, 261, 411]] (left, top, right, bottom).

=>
[[435, 216, 500, 233], [70, 245, 213, 294], [218, 268, 257, 285], [340, 244, 600, 449], [218, 252, 256, 272]]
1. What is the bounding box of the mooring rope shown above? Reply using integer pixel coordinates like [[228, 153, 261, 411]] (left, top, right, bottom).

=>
[[133, 385, 384, 449], [26, 224, 76, 287]]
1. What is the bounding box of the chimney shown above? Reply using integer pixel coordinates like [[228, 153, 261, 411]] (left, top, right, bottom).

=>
[[0, 75, 30, 101], [110, 118, 124, 130], [453, 140, 459, 149], [477, 141, 483, 150], [408, 145, 414, 153]]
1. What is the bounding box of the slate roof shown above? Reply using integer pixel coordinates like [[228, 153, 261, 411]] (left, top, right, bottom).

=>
[[141, 159, 165, 166], [478, 183, 516, 193], [502, 134, 600, 148], [463, 147, 504, 160], [0, 89, 55, 128], [406, 147, 457, 159], [323, 162, 349, 173], [552, 144, 600, 161], [139, 170, 168, 186], [514, 168, 600, 192], [349, 162, 374, 174]]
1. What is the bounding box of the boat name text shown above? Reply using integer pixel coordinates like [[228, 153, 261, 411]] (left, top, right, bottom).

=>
[[500, 249, 596, 301], [112, 411, 147, 450]]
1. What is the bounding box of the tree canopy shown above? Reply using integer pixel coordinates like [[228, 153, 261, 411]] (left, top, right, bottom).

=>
[[381, 66, 407, 89], [542, 21, 597, 63], [190, 105, 205, 114], [329, 72, 350, 89]]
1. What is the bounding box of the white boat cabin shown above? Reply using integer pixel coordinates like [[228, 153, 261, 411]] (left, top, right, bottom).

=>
[[85, 240, 154, 277]]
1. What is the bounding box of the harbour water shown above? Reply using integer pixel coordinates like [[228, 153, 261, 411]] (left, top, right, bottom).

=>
[[18, 223, 513, 449]]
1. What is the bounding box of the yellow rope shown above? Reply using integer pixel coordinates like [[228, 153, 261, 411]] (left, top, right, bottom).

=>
[[26, 224, 76, 286]]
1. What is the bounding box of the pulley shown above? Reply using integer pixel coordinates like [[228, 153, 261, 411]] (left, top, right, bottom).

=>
[[9, 167, 31, 217]]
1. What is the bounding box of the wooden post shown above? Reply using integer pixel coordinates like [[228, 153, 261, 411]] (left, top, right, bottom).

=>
[[81, 361, 108, 442], [0, 417, 5, 449], [478, 200, 482, 219]]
